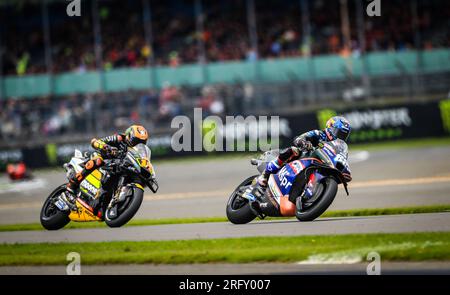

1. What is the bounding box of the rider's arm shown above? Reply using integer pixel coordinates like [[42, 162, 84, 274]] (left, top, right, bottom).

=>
[[277, 130, 320, 163], [91, 134, 125, 155], [293, 130, 324, 148]]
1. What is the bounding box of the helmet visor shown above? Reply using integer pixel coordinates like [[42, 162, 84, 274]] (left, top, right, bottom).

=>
[[128, 136, 146, 146], [334, 128, 350, 141]]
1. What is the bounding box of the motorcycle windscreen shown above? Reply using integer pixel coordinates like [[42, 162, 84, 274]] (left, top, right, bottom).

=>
[[131, 143, 154, 174], [322, 139, 348, 167], [132, 143, 151, 160]]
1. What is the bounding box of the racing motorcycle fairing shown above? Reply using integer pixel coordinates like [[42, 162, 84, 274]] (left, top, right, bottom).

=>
[[80, 169, 103, 199], [265, 159, 324, 217], [68, 198, 102, 222], [125, 144, 158, 193], [267, 159, 323, 201], [67, 151, 103, 200]]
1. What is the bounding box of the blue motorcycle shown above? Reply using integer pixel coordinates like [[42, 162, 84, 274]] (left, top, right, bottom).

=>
[[226, 139, 350, 224]]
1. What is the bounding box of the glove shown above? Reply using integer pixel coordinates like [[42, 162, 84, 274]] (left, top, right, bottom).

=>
[[293, 137, 303, 148], [118, 141, 128, 151], [291, 146, 301, 157], [294, 138, 313, 151], [303, 141, 313, 151], [103, 145, 118, 157]]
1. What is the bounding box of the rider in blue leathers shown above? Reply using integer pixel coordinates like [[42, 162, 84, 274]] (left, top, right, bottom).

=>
[[243, 116, 353, 203]]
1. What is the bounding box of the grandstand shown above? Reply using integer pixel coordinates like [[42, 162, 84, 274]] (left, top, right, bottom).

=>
[[1, 0, 449, 146]]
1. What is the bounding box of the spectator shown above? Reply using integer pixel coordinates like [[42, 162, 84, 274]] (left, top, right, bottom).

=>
[[2, 0, 448, 75]]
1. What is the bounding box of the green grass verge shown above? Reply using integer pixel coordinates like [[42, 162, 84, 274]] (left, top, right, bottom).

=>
[[0, 232, 449, 265], [321, 204, 450, 218], [1, 204, 449, 232]]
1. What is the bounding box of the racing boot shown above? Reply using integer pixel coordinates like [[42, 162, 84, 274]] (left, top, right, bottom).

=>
[[242, 158, 284, 200], [242, 158, 284, 214]]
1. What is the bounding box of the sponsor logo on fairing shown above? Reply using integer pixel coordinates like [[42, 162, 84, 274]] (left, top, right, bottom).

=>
[[80, 181, 98, 196], [277, 166, 293, 191]]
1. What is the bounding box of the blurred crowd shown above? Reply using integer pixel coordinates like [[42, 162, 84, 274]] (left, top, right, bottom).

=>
[[2, 0, 449, 75], [0, 83, 238, 142], [1, 0, 449, 143]]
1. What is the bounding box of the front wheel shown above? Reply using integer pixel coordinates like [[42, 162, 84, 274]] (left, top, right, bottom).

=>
[[295, 177, 338, 222], [105, 187, 144, 228], [226, 175, 258, 224], [40, 184, 71, 230]]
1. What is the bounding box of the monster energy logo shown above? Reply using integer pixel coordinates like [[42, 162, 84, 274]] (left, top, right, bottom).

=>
[[317, 108, 412, 130], [317, 107, 412, 142], [81, 181, 98, 196], [439, 100, 450, 134]]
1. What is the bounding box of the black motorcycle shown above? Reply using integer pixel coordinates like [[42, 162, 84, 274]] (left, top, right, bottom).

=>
[[40, 143, 158, 230]]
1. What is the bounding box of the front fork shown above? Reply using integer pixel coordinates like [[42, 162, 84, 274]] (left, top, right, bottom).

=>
[[107, 177, 143, 210], [108, 176, 125, 208]]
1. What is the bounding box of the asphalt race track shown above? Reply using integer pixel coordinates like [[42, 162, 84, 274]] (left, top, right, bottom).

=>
[[2, 262, 450, 275], [0, 145, 449, 225], [1, 145, 450, 274]]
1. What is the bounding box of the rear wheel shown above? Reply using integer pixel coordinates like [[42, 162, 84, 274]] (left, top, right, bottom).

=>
[[295, 177, 338, 222], [40, 184, 70, 230], [226, 175, 258, 224], [105, 187, 144, 228]]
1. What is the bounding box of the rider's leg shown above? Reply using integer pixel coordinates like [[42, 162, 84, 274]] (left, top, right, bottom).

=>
[[258, 146, 302, 187], [66, 155, 104, 201], [254, 158, 283, 188], [243, 146, 301, 201]]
